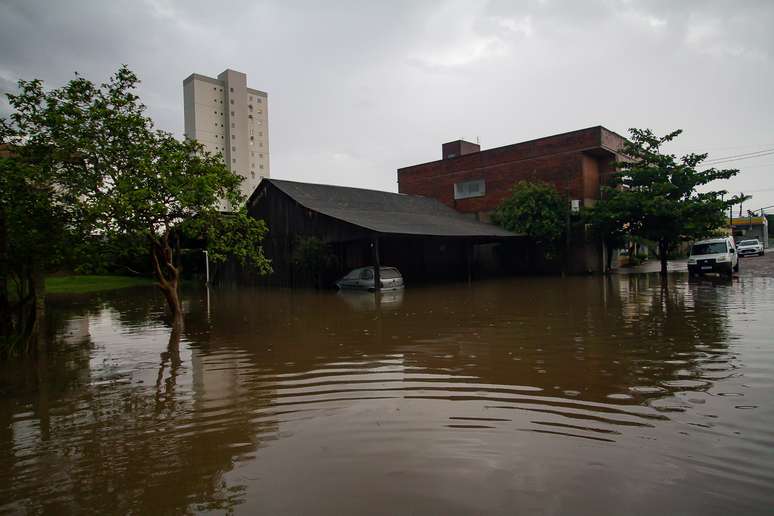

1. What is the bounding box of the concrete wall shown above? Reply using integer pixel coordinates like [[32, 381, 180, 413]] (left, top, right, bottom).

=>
[[183, 70, 270, 210]]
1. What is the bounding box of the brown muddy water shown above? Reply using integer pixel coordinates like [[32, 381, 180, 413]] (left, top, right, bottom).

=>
[[1, 274, 773, 515]]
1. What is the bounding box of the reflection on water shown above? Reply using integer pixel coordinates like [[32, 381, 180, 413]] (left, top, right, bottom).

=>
[[1, 275, 774, 514]]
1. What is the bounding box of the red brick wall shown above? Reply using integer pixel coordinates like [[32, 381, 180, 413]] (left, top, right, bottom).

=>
[[398, 127, 623, 216]]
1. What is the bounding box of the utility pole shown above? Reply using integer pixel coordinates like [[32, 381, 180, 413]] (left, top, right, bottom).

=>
[[203, 250, 210, 285]]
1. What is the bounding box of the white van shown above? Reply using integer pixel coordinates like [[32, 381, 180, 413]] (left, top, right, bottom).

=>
[[687, 237, 738, 277]]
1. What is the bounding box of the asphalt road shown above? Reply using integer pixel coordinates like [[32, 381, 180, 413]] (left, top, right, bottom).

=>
[[618, 249, 774, 277]]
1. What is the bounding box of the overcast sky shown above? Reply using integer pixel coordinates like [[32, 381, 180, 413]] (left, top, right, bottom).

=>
[[2, 0, 773, 212]]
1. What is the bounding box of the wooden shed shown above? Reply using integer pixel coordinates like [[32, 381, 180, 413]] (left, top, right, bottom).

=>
[[219, 179, 522, 288]]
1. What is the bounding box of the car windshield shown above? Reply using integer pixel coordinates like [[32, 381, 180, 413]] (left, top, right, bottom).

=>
[[691, 242, 727, 255], [380, 268, 401, 279], [738, 240, 758, 246]]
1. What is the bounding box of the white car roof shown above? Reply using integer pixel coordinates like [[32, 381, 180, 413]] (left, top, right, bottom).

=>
[[693, 238, 731, 245]]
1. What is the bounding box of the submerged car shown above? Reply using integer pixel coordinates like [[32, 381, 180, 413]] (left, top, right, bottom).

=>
[[687, 237, 738, 277], [336, 266, 404, 291], [737, 239, 764, 257]]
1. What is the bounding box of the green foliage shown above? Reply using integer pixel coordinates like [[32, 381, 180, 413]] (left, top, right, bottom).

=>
[[0, 157, 74, 274], [587, 129, 742, 272], [184, 210, 272, 273], [291, 236, 337, 273], [492, 180, 568, 246]]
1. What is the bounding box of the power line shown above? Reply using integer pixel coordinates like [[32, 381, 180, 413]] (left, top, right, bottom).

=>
[[703, 147, 774, 165]]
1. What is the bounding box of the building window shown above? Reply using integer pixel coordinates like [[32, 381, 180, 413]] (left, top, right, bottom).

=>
[[258, 132, 263, 137], [232, 158, 236, 163], [248, 104, 253, 111], [251, 171, 255, 178], [232, 123, 235, 128], [248, 114, 253, 120], [232, 146, 236, 151], [251, 151, 255, 157], [232, 134, 235, 139], [251, 162, 255, 168], [214, 111, 217, 115], [259, 164, 264, 169], [257, 98, 262, 103], [259, 153, 264, 158], [454, 179, 486, 200], [230, 99, 234, 104]]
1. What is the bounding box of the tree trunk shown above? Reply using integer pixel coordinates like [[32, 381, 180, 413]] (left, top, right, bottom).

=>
[[0, 207, 10, 341], [159, 281, 183, 328], [151, 236, 183, 329], [28, 264, 46, 353], [658, 240, 669, 277], [605, 238, 615, 272]]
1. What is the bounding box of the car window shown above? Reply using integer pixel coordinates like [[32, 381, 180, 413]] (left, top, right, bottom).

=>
[[738, 240, 758, 246], [380, 269, 401, 279], [360, 269, 373, 280], [691, 242, 728, 255]]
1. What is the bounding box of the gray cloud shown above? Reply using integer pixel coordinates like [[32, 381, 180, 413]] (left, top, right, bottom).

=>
[[1, 0, 773, 208]]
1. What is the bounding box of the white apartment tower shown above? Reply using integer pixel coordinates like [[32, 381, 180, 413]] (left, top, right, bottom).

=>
[[183, 69, 269, 210]]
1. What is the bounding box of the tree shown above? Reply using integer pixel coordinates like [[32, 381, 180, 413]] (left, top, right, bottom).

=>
[[491, 180, 568, 270], [291, 236, 338, 288], [0, 156, 78, 355], [1, 66, 272, 336], [587, 128, 742, 276]]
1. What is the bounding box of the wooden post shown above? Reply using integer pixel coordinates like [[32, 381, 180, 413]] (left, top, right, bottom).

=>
[[372, 235, 381, 292]]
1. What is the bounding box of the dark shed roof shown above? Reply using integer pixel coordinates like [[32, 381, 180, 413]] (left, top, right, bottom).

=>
[[257, 179, 519, 238]]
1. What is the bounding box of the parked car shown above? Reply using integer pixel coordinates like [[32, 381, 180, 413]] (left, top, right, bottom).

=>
[[687, 237, 738, 277], [336, 266, 404, 291], [736, 239, 764, 257]]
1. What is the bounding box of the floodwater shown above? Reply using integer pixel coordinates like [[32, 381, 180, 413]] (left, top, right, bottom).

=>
[[1, 274, 773, 515]]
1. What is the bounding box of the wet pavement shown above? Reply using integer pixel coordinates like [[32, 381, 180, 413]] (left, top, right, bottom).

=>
[[618, 248, 772, 277], [1, 272, 773, 514]]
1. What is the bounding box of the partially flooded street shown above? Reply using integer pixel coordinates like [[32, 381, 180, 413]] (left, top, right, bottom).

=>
[[2, 273, 774, 515]]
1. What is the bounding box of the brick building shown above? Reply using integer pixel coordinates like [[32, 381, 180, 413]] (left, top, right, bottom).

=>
[[397, 126, 628, 273]]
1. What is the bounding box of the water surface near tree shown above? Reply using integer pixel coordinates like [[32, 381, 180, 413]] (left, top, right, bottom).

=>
[[1, 275, 773, 514]]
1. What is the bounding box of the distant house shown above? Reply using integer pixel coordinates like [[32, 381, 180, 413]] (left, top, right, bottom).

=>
[[731, 216, 769, 248], [397, 126, 629, 273], [220, 179, 522, 287]]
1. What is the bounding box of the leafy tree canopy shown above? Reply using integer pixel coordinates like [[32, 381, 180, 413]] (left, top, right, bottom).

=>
[[587, 128, 742, 274], [491, 180, 568, 246]]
